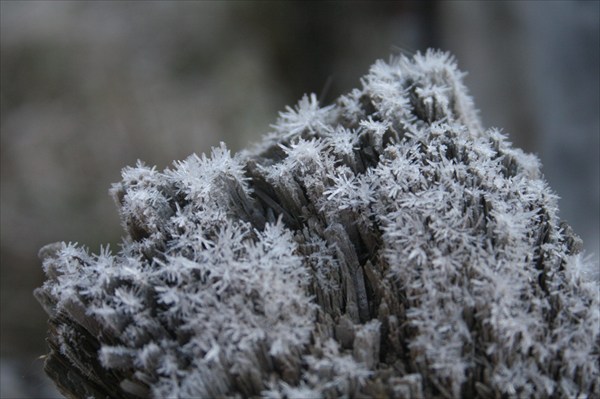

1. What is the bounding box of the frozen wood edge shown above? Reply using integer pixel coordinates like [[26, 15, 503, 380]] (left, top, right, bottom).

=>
[[36, 50, 598, 398]]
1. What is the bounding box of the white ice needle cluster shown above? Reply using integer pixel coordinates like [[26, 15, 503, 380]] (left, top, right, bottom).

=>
[[37, 50, 598, 399]]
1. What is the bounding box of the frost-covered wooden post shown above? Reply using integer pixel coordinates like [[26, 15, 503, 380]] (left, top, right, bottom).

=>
[[36, 50, 598, 398]]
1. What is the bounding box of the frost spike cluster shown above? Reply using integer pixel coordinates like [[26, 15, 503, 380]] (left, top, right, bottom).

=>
[[37, 50, 598, 399]]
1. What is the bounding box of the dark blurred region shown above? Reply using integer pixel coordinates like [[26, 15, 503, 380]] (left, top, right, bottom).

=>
[[1, 1, 598, 397]]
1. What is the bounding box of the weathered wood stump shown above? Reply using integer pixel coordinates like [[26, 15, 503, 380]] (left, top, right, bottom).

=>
[[36, 50, 598, 398]]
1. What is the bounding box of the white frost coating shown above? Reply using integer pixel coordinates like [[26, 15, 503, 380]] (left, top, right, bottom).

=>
[[37, 50, 598, 398]]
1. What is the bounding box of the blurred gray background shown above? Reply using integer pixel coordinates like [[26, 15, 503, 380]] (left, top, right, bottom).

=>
[[1, 1, 598, 397]]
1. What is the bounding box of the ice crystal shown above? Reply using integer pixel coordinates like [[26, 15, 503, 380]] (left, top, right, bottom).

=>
[[36, 50, 598, 398]]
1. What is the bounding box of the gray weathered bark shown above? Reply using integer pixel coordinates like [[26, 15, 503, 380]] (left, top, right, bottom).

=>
[[36, 51, 598, 398]]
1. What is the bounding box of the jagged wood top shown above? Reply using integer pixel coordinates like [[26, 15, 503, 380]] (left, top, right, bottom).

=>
[[36, 50, 598, 399]]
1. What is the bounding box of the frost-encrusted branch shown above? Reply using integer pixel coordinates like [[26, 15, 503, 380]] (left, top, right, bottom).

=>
[[36, 50, 599, 399]]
